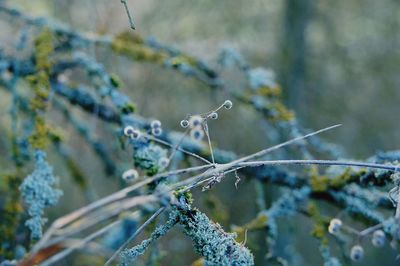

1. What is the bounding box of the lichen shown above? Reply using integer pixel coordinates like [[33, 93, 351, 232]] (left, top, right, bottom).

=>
[[19, 150, 63, 239]]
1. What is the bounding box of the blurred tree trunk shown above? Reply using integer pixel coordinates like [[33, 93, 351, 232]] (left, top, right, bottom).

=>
[[280, 0, 314, 109]]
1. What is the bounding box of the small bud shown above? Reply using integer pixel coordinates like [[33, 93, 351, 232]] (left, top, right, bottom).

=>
[[372, 230, 385, 247], [180, 119, 189, 128], [122, 169, 139, 182], [223, 100, 233, 109], [328, 218, 342, 235], [189, 115, 203, 128], [209, 112, 218, 120], [123, 126, 135, 137], [150, 120, 162, 129], [190, 127, 204, 140], [158, 157, 170, 169], [350, 245, 364, 262], [151, 127, 162, 136]]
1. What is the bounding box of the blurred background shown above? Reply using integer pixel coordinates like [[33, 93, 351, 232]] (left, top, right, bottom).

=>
[[1, 0, 400, 265]]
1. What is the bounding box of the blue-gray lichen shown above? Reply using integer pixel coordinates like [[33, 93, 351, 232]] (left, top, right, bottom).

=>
[[119, 211, 178, 265], [19, 150, 63, 239], [176, 199, 254, 266]]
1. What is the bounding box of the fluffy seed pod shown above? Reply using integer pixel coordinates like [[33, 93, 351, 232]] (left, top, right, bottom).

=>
[[122, 169, 139, 182], [180, 119, 189, 128], [328, 218, 342, 235], [209, 112, 218, 120], [150, 120, 162, 129], [190, 127, 204, 140], [189, 115, 203, 128], [372, 230, 385, 247], [123, 126, 135, 137], [158, 157, 170, 169], [350, 245, 364, 261], [152, 127, 162, 136], [223, 100, 233, 109]]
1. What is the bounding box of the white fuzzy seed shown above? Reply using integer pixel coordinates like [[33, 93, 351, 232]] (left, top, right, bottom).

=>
[[122, 169, 139, 182], [372, 230, 385, 247], [123, 126, 134, 137], [190, 127, 204, 140], [150, 120, 162, 129], [328, 218, 342, 235], [223, 100, 233, 109], [189, 115, 203, 128], [350, 245, 364, 261], [151, 127, 162, 136], [180, 119, 189, 128], [209, 112, 218, 120]]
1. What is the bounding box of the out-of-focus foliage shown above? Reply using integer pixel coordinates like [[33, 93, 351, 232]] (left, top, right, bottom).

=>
[[0, 1, 399, 266]]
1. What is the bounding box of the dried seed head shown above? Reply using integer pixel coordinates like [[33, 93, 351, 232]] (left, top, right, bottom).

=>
[[151, 127, 162, 136], [122, 169, 139, 182], [189, 115, 203, 128], [131, 129, 141, 139], [158, 157, 170, 169], [350, 245, 364, 261], [223, 100, 233, 109], [328, 218, 342, 235], [372, 230, 385, 247], [150, 120, 162, 129], [123, 126, 135, 137], [209, 112, 218, 120], [190, 127, 204, 140], [180, 119, 189, 128]]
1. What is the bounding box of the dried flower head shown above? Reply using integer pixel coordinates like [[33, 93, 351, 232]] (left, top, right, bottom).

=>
[[350, 245, 364, 261], [151, 127, 162, 136], [328, 218, 342, 235], [158, 157, 170, 169], [372, 230, 385, 247], [122, 169, 139, 183], [189, 115, 203, 128], [150, 120, 162, 129], [124, 126, 135, 137], [180, 119, 189, 128], [190, 127, 204, 140], [209, 112, 218, 120], [223, 100, 233, 109]]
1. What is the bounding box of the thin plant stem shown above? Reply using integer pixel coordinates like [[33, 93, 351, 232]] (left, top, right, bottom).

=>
[[104, 207, 166, 266], [147, 133, 212, 165], [120, 0, 135, 30], [203, 122, 215, 165]]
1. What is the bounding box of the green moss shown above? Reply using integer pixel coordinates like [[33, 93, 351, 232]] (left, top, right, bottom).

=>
[[174, 189, 194, 205], [310, 174, 329, 192], [110, 73, 123, 88], [257, 85, 282, 97], [329, 168, 353, 189], [111, 33, 167, 62], [308, 202, 329, 245], [310, 167, 364, 192], [121, 102, 136, 114], [29, 117, 50, 150], [0, 173, 23, 259], [270, 102, 294, 122], [28, 28, 54, 151]]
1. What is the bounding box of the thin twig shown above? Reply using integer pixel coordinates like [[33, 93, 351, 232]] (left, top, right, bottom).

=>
[[147, 133, 212, 165], [168, 124, 342, 191], [203, 122, 215, 165], [104, 206, 166, 266], [120, 0, 136, 30]]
